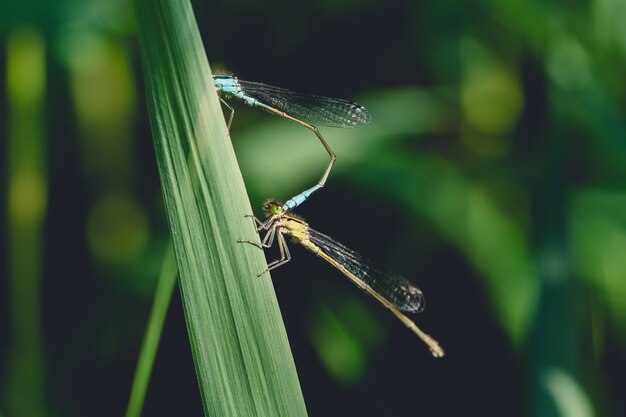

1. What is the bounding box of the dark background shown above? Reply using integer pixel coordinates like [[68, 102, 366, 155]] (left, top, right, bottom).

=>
[[2, 0, 626, 416]]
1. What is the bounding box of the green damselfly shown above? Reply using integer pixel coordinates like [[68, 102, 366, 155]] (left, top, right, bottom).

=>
[[213, 74, 371, 211], [240, 199, 444, 358]]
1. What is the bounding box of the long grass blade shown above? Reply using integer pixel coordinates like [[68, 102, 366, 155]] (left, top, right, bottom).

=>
[[125, 245, 177, 417], [134, 0, 308, 415]]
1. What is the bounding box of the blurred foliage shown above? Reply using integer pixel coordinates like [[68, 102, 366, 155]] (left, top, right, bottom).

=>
[[1, 0, 626, 417]]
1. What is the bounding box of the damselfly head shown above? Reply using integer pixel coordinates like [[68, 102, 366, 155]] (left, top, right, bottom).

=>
[[212, 71, 238, 94], [263, 199, 284, 216]]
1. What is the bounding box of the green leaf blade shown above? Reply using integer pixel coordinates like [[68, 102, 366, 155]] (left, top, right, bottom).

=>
[[134, 0, 308, 416]]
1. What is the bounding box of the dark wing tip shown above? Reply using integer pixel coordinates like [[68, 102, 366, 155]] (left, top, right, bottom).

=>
[[402, 285, 425, 313], [348, 103, 372, 126]]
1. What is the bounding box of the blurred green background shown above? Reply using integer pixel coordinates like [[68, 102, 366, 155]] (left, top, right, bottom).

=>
[[2, 0, 626, 416]]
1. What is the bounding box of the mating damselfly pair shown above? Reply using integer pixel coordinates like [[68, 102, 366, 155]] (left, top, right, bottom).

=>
[[214, 74, 444, 357]]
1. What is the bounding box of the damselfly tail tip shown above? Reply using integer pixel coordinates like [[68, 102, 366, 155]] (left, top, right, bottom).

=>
[[417, 328, 444, 357], [430, 343, 445, 358]]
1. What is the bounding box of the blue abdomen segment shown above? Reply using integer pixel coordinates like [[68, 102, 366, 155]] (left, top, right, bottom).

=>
[[282, 184, 322, 211]]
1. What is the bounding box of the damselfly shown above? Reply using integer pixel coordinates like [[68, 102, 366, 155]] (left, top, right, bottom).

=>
[[239, 199, 444, 358], [213, 74, 371, 211]]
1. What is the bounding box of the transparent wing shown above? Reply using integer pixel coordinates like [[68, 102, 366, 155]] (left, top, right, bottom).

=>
[[238, 79, 371, 128], [308, 228, 425, 313]]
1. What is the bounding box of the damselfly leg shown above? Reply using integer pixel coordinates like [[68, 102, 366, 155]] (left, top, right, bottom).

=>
[[218, 97, 235, 130]]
